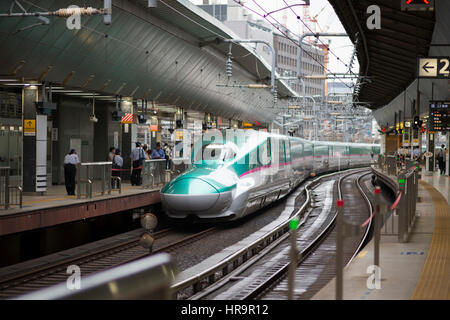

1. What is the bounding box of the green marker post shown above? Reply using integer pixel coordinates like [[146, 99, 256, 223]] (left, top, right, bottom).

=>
[[288, 217, 299, 300], [398, 172, 407, 242]]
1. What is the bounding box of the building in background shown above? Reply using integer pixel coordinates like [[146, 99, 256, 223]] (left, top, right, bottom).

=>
[[273, 29, 325, 97]]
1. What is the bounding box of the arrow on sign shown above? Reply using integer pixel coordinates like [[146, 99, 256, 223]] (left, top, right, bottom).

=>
[[422, 61, 434, 73]]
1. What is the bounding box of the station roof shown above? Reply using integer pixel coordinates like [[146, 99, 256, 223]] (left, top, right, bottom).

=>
[[328, 0, 436, 110], [0, 0, 297, 124]]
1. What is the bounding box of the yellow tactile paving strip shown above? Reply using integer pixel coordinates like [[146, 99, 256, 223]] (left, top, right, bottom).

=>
[[411, 180, 450, 300]]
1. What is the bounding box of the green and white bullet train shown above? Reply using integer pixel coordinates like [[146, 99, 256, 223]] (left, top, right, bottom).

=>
[[161, 130, 380, 221]]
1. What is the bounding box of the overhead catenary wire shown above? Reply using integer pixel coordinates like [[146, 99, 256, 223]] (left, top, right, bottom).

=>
[[252, 0, 357, 77], [252, 0, 355, 88], [278, 0, 357, 75], [233, 0, 353, 89]]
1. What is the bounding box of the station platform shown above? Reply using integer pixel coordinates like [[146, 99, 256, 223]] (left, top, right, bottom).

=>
[[313, 170, 450, 300], [0, 184, 161, 236]]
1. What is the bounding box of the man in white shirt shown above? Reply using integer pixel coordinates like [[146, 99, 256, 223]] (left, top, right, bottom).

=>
[[64, 149, 80, 195]]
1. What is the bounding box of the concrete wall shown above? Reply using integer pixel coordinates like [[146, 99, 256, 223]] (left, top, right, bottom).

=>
[[51, 97, 123, 184], [93, 103, 109, 162], [54, 97, 94, 184]]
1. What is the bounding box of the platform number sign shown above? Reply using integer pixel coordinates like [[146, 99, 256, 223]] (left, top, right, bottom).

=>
[[418, 57, 450, 79], [401, 0, 434, 11]]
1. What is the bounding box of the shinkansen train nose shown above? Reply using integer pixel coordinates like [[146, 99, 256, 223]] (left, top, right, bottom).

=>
[[161, 178, 220, 212]]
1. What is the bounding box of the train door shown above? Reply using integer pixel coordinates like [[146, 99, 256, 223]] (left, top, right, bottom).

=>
[[244, 138, 270, 212], [309, 143, 314, 173], [328, 145, 334, 170], [284, 139, 294, 187], [348, 145, 353, 167]]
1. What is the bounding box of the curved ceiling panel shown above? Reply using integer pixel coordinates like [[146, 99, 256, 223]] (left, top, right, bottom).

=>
[[328, 0, 435, 110], [0, 0, 296, 123]]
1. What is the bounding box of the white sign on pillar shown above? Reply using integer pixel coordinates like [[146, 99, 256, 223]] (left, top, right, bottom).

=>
[[114, 131, 119, 149], [381, 134, 386, 155], [131, 124, 137, 146], [36, 115, 47, 193]]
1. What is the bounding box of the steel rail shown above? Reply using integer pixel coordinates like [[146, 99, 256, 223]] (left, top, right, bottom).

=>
[[0, 228, 171, 290], [347, 171, 374, 265], [238, 169, 370, 300]]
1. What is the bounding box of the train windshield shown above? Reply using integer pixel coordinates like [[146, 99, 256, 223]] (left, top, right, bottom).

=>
[[193, 142, 237, 164]]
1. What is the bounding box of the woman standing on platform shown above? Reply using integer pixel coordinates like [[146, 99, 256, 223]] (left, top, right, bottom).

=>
[[64, 149, 80, 196], [143, 144, 151, 160]]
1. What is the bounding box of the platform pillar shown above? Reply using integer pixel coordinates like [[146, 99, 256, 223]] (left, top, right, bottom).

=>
[[121, 123, 133, 181], [22, 86, 47, 194], [425, 132, 435, 175], [22, 87, 37, 192]]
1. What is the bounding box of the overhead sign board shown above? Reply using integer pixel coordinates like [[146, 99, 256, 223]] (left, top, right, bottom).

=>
[[418, 57, 450, 78], [429, 101, 450, 132], [401, 0, 434, 11]]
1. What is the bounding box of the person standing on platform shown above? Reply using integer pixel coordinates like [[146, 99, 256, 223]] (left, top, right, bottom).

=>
[[437, 144, 446, 175], [111, 149, 123, 189], [143, 144, 150, 160], [131, 142, 145, 186], [163, 143, 171, 169], [152, 142, 165, 159], [64, 149, 80, 196], [413, 147, 421, 161], [108, 147, 116, 161]]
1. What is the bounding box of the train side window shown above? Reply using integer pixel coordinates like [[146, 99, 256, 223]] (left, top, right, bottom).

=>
[[279, 140, 285, 163], [285, 140, 291, 160], [258, 139, 271, 165]]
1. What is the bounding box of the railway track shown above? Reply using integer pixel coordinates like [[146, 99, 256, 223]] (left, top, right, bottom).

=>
[[0, 167, 373, 300], [180, 169, 373, 300], [0, 226, 216, 299], [259, 170, 374, 300]]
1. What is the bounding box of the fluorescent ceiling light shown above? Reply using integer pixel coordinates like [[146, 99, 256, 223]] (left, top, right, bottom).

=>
[[64, 92, 101, 96], [2, 83, 41, 86]]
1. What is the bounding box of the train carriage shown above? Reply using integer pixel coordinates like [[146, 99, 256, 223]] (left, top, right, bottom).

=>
[[160, 129, 380, 221]]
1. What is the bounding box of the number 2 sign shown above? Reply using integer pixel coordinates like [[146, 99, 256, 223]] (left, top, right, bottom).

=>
[[418, 57, 450, 79]]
